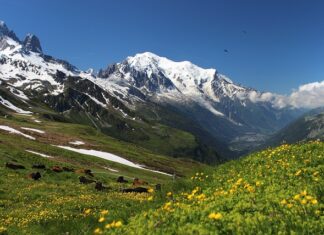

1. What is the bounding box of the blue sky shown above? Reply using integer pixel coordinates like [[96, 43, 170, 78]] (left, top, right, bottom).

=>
[[1, 0, 324, 94]]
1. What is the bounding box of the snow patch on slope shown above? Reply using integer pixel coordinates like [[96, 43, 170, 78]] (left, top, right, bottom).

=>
[[31, 118, 42, 123], [21, 127, 45, 134], [55, 145, 171, 176], [103, 167, 119, 172], [204, 102, 224, 116], [69, 140, 85, 145], [84, 93, 107, 107], [0, 125, 35, 140], [0, 95, 32, 114], [26, 150, 53, 158], [8, 87, 29, 101]]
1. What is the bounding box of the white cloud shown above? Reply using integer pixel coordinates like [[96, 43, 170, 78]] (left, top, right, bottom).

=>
[[287, 81, 324, 108], [238, 81, 324, 109]]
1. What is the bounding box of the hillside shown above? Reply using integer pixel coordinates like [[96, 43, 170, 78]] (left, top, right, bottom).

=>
[[1, 140, 322, 234], [264, 110, 324, 147], [0, 112, 206, 234], [119, 141, 324, 234]]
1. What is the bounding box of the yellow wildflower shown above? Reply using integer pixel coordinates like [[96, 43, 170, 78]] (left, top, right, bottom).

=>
[[84, 209, 91, 215], [115, 221, 123, 227], [295, 170, 302, 176], [301, 199, 307, 205], [311, 199, 318, 205], [287, 203, 293, 208], [246, 185, 255, 193], [105, 220, 123, 229], [280, 199, 287, 205], [98, 217, 105, 223], [293, 194, 300, 200], [163, 202, 173, 211], [100, 210, 109, 215], [148, 188, 154, 193], [167, 192, 173, 197], [187, 194, 194, 200], [208, 212, 222, 220], [147, 196, 153, 201], [236, 178, 243, 184], [196, 193, 206, 201], [192, 187, 200, 194], [94, 228, 102, 234]]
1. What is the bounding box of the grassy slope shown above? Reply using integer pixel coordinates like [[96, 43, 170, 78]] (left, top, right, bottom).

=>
[[118, 142, 323, 234], [0, 113, 323, 234], [0, 113, 204, 176], [0, 113, 206, 234], [2, 84, 212, 164]]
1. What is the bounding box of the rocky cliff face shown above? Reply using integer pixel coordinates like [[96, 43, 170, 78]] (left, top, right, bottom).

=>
[[23, 34, 42, 53]]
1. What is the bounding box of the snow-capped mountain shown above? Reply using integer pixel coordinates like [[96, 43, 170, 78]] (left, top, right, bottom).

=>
[[0, 20, 19, 42], [0, 21, 302, 159], [0, 21, 224, 163], [0, 21, 134, 123], [96, 52, 250, 109], [95, 52, 301, 153], [95, 52, 260, 121], [96, 52, 261, 111], [0, 22, 81, 96]]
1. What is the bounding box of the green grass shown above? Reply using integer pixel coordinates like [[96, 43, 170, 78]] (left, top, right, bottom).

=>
[[0, 114, 204, 176], [0, 113, 323, 234], [0, 113, 206, 234], [115, 141, 323, 234]]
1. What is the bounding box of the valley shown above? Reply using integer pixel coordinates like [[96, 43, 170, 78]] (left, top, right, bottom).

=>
[[0, 17, 323, 234], [0, 21, 305, 161]]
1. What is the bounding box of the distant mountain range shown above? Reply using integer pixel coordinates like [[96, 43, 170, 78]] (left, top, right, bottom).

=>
[[261, 108, 324, 147], [0, 21, 309, 162]]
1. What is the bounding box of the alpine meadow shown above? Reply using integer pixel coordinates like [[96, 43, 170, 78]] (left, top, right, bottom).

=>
[[0, 0, 323, 234]]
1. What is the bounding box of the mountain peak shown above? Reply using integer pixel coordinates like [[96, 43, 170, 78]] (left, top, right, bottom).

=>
[[126, 52, 162, 67], [0, 20, 6, 28], [23, 33, 42, 53], [0, 20, 20, 42], [134, 51, 160, 58], [126, 52, 216, 76], [128, 52, 192, 66]]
